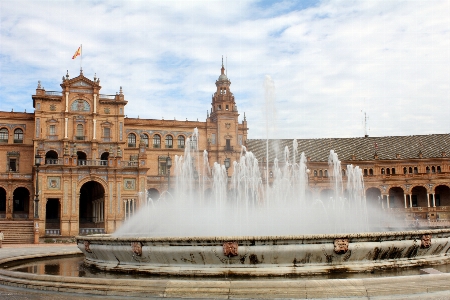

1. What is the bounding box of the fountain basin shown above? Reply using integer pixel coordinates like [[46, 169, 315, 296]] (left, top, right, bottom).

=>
[[77, 228, 450, 276]]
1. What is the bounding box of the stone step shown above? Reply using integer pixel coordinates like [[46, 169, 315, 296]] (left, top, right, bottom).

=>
[[0, 220, 34, 244]]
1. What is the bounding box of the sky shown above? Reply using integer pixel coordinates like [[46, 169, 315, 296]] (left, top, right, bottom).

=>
[[1, 0, 449, 139]]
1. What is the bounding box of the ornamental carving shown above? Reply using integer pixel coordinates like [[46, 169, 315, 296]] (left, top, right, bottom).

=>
[[421, 234, 432, 248], [334, 238, 349, 254], [131, 242, 142, 256], [223, 242, 238, 257], [84, 241, 92, 253]]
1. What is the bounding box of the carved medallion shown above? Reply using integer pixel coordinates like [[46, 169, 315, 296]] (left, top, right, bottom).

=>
[[334, 238, 349, 254], [131, 242, 142, 256], [223, 242, 238, 257], [421, 234, 432, 248], [84, 241, 92, 253]]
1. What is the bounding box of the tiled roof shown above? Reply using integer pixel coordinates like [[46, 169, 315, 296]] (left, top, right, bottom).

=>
[[246, 134, 450, 162]]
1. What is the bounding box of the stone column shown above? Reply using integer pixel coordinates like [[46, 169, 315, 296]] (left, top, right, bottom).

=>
[[65, 92, 69, 112], [64, 118, 68, 138], [409, 194, 412, 207], [432, 193, 436, 207], [404, 194, 407, 208], [93, 94, 97, 113], [427, 193, 430, 207], [387, 195, 390, 208], [93, 119, 97, 140]]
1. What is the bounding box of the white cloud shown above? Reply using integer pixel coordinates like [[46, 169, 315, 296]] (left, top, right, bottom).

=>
[[1, 0, 450, 139]]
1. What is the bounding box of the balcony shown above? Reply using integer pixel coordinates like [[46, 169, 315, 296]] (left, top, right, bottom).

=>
[[128, 143, 136, 148], [224, 146, 234, 151], [153, 144, 160, 149], [75, 136, 85, 141], [13, 139, 23, 144]]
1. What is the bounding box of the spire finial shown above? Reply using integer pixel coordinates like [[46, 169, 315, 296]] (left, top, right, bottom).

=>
[[222, 55, 224, 67], [80, 67, 83, 75]]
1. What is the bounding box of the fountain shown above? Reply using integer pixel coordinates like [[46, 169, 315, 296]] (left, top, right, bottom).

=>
[[77, 132, 450, 276]]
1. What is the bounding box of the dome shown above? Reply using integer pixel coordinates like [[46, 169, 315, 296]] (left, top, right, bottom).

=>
[[218, 74, 228, 81]]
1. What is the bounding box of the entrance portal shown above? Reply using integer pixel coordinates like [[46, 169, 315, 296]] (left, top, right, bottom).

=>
[[79, 181, 105, 235], [45, 198, 61, 235]]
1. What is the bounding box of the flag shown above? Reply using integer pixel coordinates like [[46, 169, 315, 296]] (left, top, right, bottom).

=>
[[72, 46, 81, 59]]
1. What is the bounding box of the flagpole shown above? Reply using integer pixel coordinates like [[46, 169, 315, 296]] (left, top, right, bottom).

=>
[[80, 44, 83, 72]]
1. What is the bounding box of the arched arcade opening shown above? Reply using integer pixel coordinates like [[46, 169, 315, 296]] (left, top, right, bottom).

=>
[[13, 187, 30, 219], [79, 181, 105, 235]]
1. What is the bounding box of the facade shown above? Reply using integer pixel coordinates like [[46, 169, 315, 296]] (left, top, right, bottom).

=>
[[1, 62, 449, 239]]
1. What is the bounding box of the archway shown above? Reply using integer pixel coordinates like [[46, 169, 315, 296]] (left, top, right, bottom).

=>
[[147, 188, 160, 201], [46, 198, 61, 235], [100, 152, 109, 166], [411, 186, 428, 208], [388, 187, 404, 208], [435, 185, 450, 207], [77, 151, 87, 165], [79, 181, 105, 235], [12, 187, 30, 219], [366, 187, 382, 207], [0, 187, 6, 218], [45, 150, 58, 165]]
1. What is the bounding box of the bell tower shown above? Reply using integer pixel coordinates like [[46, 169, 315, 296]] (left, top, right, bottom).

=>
[[207, 58, 248, 172]]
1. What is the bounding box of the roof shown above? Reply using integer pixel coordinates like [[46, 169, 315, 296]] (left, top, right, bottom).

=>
[[246, 134, 450, 162]]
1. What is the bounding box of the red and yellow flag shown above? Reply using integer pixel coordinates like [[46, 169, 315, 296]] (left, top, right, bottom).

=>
[[72, 46, 81, 59]]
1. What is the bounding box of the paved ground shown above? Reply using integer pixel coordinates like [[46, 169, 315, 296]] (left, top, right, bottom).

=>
[[2, 244, 450, 299]]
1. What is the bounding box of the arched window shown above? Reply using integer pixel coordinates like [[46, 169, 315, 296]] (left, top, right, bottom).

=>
[[342, 169, 346, 176], [386, 168, 390, 175], [437, 166, 441, 173], [127, 133, 136, 147], [314, 170, 318, 177], [364, 169, 368, 176], [45, 150, 58, 165], [403, 167, 407, 174], [381, 168, 385, 175], [165, 135, 173, 149], [0, 128, 8, 143], [178, 135, 185, 149], [426, 166, 430, 173], [432, 166, 436, 173], [141, 134, 149, 147], [369, 169, 373, 176], [319, 170, 323, 177], [414, 167, 418, 174], [391, 168, 395, 175], [409, 167, 413, 174], [76, 124, 84, 140], [324, 170, 328, 177], [14, 128, 23, 143], [153, 134, 161, 148]]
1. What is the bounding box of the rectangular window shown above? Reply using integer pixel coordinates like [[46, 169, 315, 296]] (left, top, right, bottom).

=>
[[119, 122, 123, 141], [50, 125, 56, 135], [9, 158, 17, 172], [225, 139, 232, 151], [104, 127, 110, 138], [211, 133, 216, 145], [158, 157, 168, 175]]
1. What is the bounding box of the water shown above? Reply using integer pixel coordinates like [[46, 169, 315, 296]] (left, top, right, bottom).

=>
[[114, 132, 382, 237], [6, 255, 450, 280]]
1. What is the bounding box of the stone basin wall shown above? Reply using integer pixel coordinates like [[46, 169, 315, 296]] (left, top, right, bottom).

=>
[[77, 229, 450, 276]]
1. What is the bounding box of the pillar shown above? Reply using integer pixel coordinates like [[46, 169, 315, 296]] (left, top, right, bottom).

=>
[[387, 195, 390, 208], [404, 194, 407, 208], [427, 193, 430, 207]]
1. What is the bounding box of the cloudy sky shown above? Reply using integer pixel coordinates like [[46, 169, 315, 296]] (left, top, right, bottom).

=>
[[1, 0, 449, 139]]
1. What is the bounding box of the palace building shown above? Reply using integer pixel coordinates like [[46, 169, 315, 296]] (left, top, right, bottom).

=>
[[0, 62, 449, 242]]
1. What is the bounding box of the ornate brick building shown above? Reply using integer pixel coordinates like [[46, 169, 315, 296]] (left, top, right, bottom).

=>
[[1, 62, 449, 240]]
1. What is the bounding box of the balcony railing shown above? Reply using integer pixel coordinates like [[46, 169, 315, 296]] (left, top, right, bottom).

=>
[[75, 136, 85, 141], [45, 229, 61, 236], [224, 146, 234, 151], [45, 91, 63, 96], [122, 161, 139, 167], [78, 159, 108, 166], [13, 139, 23, 144], [153, 144, 160, 148], [45, 158, 63, 165]]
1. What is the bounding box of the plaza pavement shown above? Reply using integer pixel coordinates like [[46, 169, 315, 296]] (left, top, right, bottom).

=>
[[2, 243, 450, 299]]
